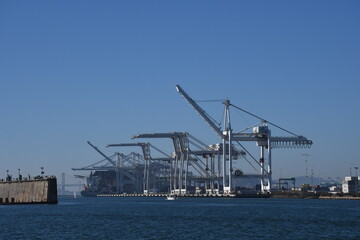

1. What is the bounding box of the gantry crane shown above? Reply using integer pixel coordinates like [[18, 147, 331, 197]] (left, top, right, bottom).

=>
[[176, 85, 312, 194], [72, 141, 144, 193], [107, 142, 172, 195], [132, 133, 189, 195]]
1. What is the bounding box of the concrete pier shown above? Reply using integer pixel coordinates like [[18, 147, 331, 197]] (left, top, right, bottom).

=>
[[0, 177, 58, 204], [319, 196, 360, 200]]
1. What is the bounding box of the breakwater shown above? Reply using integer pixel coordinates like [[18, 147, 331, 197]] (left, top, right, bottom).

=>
[[0, 177, 58, 204]]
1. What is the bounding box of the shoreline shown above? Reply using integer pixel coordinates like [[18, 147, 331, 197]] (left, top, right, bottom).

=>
[[77, 192, 360, 200]]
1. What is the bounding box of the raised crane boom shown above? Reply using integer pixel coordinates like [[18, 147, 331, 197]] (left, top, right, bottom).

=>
[[176, 85, 224, 138], [87, 141, 116, 166]]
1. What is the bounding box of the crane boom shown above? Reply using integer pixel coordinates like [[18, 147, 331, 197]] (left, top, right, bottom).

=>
[[87, 141, 116, 166], [107, 142, 151, 160], [176, 85, 224, 138], [133, 132, 183, 139]]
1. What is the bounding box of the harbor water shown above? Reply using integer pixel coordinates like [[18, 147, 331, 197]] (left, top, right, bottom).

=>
[[0, 196, 359, 239]]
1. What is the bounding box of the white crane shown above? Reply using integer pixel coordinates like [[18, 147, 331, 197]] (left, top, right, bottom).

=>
[[176, 85, 312, 194]]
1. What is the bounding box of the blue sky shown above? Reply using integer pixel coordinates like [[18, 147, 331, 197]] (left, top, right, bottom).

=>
[[0, 1, 359, 184]]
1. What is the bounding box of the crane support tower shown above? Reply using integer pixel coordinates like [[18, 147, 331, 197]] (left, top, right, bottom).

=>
[[176, 85, 234, 193], [132, 133, 189, 196]]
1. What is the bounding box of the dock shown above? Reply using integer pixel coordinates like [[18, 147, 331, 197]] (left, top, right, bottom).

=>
[[319, 196, 360, 200], [0, 177, 58, 205], [92, 193, 271, 198], [92, 193, 360, 200]]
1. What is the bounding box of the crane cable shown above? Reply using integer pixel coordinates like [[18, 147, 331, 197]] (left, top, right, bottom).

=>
[[230, 103, 300, 137], [188, 134, 209, 149], [236, 141, 267, 174], [195, 99, 224, 128]]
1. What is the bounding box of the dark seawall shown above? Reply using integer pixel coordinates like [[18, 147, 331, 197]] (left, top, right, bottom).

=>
[[0, 177, 58, 204]]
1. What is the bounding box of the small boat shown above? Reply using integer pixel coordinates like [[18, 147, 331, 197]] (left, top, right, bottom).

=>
[[166, 194, 177, 200]]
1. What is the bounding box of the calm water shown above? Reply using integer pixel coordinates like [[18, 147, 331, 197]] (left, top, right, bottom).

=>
[[0, 196, 359, 240]]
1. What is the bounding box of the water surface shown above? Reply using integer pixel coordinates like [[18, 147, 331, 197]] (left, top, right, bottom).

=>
[[1, 196, 359, 239]]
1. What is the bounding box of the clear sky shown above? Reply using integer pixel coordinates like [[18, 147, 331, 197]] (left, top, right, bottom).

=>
[[1, 1, 359, 184]]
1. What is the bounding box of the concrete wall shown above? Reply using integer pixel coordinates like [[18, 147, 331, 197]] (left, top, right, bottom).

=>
[[0, 177, 58, 204]]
